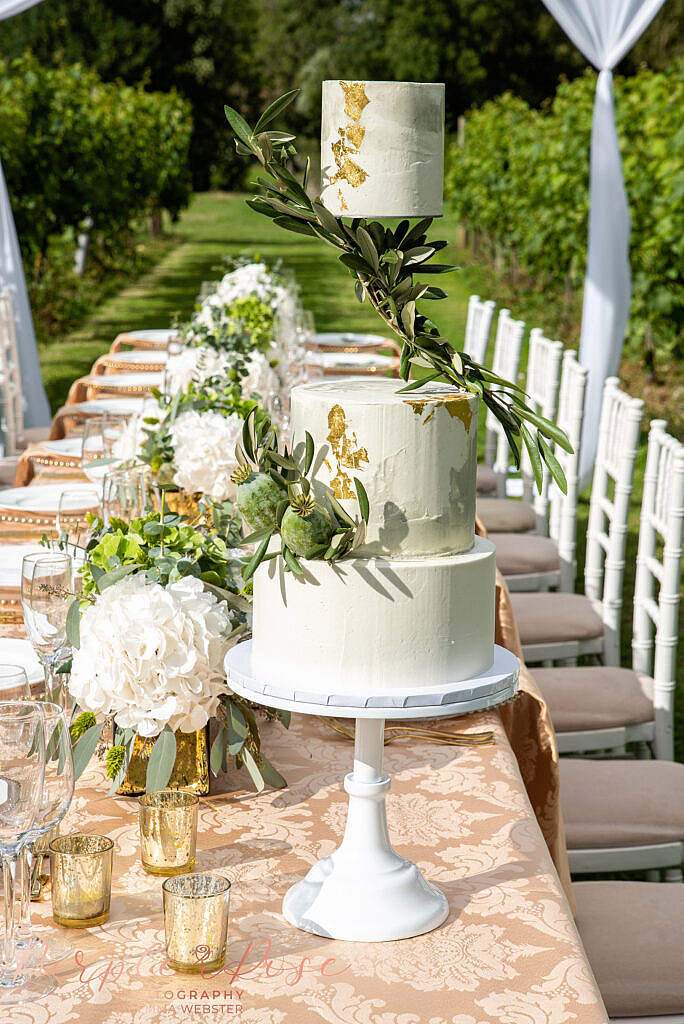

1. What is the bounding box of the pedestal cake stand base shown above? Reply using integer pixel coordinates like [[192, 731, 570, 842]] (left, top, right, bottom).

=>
[[224, 643, 519, 942]]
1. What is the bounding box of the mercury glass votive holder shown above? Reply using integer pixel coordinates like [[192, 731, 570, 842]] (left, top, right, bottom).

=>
[[138, 790, 199, 876], [163, 873, 231, 973], [49, 834, 114, 927]]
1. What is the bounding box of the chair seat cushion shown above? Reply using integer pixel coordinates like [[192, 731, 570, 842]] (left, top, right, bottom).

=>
[[511, 592, 604, 646], [533, 666, 654, 732], [491, 532, 560, 576], [575, 881, 684, 1016], [477, 497, 536, 533], [476, 465, 498, 494], [560, 759, 684, 848]]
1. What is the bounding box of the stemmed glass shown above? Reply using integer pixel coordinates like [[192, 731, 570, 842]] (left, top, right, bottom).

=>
[[20, 553, 74, 707], [16, 703, 74, 972], [81, 416, 123, 507], [102, 467, 146, 524], [55, 487, 101, 544], [0, 701, 45, 1004]]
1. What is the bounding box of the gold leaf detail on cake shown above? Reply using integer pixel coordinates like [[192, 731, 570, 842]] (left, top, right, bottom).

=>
[[405, 395, 474, 432], [340, 81, 370, 122], [326, 404, 369, 499], [328, 83, 370, 200]]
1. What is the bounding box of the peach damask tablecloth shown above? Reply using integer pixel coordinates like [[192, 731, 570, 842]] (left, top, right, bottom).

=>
[[9, 711, 608, 1024]]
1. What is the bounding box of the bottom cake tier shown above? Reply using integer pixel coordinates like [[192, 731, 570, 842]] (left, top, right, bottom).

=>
[[252, 536, 495, 692]]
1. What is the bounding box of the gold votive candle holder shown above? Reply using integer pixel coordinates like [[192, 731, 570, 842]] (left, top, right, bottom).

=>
[[49, 834, 114, 927], [163, 873, 231, 973], [138, 790, 199, 876]]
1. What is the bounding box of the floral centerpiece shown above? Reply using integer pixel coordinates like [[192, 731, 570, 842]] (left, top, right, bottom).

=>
[[67, 509, 287, 795], [120, 378, 270, 510], [169, 256, 295, 401]]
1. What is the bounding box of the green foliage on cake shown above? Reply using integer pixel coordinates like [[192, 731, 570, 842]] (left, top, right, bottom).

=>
[[223, 89, 571, 495]]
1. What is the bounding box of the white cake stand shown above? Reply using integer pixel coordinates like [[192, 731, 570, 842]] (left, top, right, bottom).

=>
[[224, 642, 519, 943]]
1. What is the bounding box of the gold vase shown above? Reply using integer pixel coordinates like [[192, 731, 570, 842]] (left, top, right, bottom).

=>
[[117, 726, 210, 797], [152, 488, 204, 522]]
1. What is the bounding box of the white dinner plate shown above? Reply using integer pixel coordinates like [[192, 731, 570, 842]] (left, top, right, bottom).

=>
[[70, 398, 147, 416], [88, 372, 162, 389], [311, 332, 392, 349], [0, 483, 101, 514], [109, 350, 169, 365], [123, 329, 176, 343], [0, 638, 44, 686], [42, 438, 84, 458], [0, 545, 44, 588], [307, 351, 396, 368]]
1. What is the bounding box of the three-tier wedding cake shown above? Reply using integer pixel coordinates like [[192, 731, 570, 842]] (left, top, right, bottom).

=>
[[252, 379, 496, 692]]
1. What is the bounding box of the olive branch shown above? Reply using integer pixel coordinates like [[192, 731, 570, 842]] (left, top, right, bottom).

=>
[[224, 89, 571, 494]]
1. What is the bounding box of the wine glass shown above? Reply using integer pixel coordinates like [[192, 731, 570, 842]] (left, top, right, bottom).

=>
[[102, 467, 146, 524], [0, 701, 45, 1004], [0, 666, 31, 702], [16, 703, 74, 972], [20, 553, 73, 707], [55, 487, 101, 543]]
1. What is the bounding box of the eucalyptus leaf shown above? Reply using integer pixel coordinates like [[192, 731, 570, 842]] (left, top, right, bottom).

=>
[[241, 747, 265, 792], [72, 722, 104, 781], [145, 726, 177, 793], [210, 725, 228, 776], [258, 754, 287, 790], [66, 598, 80, 650]]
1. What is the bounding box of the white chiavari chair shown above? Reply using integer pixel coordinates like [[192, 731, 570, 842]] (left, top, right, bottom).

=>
[[510, 377, 644, 665], [491, 350, 588, 592], [479, 326, 564, 534], [536, 420, 683, 758], [463, 294, 495, 365], [481, 309, 525, 500]]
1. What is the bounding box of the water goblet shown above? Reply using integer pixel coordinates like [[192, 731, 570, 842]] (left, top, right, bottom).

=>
[[21, 553, 73, 706], [16, 703, 74, 969], [102, 467, 146, 524], [0, 701, 45, 1004]]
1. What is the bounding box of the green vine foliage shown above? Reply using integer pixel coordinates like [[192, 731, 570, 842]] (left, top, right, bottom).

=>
[[223, 90, 571, 494], [446, 61, 684, 369]]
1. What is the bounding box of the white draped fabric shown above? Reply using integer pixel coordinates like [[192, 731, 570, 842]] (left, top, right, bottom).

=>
[[0, 0, 51, 426], [541, 0, 667, 481]]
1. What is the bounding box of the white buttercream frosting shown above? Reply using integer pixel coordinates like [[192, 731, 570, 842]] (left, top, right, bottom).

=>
[[290, 379, 478, 558], [320, 81, 444, 218], [252, 538, 495, 692]]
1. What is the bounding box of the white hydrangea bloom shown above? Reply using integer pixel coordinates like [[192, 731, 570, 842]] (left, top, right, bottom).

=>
[[69, 573, 235, 737], [170, 409, 242, 501]]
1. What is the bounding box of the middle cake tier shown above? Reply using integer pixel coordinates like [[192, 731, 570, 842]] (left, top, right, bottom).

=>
[[290, 378, 478, 559], [252, 536, 495, 692]]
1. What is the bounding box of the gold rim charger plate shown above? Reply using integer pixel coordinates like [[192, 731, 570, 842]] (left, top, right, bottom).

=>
[[68, 398, 149, 418], [102, 350, 169, 373], [113, 329, 177, 351], [86, 372, 162, 397], [0, 483, 100, 526], [309, 331, 394, 353], [30, 437, 83, 470]]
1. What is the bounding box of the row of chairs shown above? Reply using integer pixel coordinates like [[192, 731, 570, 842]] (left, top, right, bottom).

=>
[[466, 296, 684, 1018]]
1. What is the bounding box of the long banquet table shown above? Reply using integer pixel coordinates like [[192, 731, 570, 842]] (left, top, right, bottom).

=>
[[12, 711, 608, 1024], [3, 356, 608, 1023]]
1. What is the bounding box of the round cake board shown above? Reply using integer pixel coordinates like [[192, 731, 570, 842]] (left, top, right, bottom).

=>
[[224, 644, 519, 942]]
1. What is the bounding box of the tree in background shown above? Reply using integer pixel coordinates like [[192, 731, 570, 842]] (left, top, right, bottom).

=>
[[3, 0, 260, 189], [5, 0, 681, 186]]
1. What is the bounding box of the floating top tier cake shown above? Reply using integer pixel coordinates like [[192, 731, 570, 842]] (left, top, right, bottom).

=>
[[291, 379, 477, 558], [320, 81, 444, 218]]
